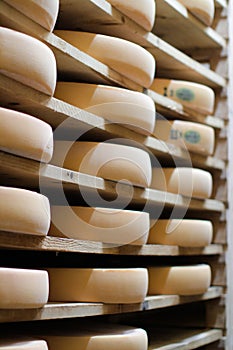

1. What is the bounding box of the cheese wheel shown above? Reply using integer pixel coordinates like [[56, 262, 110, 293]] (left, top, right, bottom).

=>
[[107, 0, 156, 31], [177, 0, 214, 26], [148, 219, 213, 247], [151, 167, 213, 199], [0, 268, 49, 308], [0, 27, 57, 95], [148, 264, 211, 295], [50, 206, 149, 246], [42, 325, 148, 350], [54, 30, 155, 88], [4, 0, 59, 31], [54, 82, 156, 135], [150, 79, 215, 115], [0, 187, 51, 236], [47, 268, 148, 303], [0, 340, 48, 350], [0, 107, 53, 163], [153, 119, 215, 155], [52, 141, 152, 188]]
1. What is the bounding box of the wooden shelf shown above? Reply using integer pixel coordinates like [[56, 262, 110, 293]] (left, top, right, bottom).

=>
[[0, 287, 222, 323], [0, 0, 226, 89]]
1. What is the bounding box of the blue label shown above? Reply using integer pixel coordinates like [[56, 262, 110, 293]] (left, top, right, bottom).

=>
[[184, 130, 201, 144], [176, 88, 195, 101]]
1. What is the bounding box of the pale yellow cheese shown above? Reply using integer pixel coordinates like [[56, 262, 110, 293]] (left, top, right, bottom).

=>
[[0, 107, 53, 163], [177, 0, 214, 26], [4, 0, 59, 31], [52, 141, 152, 188], [153, 119, 215, 155], [107, 0, 156, 31], [42, 325, 148, 350], [148, 219, 213, 247], [0, 340, 48, 350], [54, 82, 156, 135], [54, 30, 155, 88], [150, 79, 215, 115], [50, 206, 149, 246], [151, 167, 213, 199], [47, 268, 148, 303], [0, 187, 51, 236], [0, 268, 49, 308], [0, 27, 57, 95]]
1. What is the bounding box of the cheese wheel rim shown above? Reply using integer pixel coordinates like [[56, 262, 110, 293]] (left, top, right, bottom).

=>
[[0, 339, 48, 350], [177, 0, 215, 26]]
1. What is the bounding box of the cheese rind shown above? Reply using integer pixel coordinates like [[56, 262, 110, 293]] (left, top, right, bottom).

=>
[[4, 0, 59, 31], [153, 119, 215, 155], [54, 30, 155, 88], [0, 107, 53, 163], [52, 141, 152, 188], [50, 206, 150, 246], [150, 79, 215, 115], [0, 340, 48, 350], [177, 0, 215, 26], [151, 167, 213, 199], [0, 187, 51, 236], [47, 268, 148, 303], [148, 219, 213, 247], [0, 268, 49, 308], [54, 82, 156, 135], [0, 27, 57, 95], [107, 0, 156, 31], [148, 264, 211, 295]]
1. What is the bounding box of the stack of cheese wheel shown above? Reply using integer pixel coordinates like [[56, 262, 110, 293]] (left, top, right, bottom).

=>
[[0, 339, 48, 350], [54, 30, 155, 88], [148, 264, 211, 295], [148, 219, 213, 247], [150, 167, 213, 199], [150, 78, 215, 115], [52, 141, 152, 188], [107, 0, 156, 31], [41, 325, 148, 350], [54, 82, 156, 135], [0, 267, 49, 308], [0, 27, 57, 95], [153, 119, 215, 156], [177, 0, 215, 26], [4, 0, 59, 31], [50, 206, 150, 246], [47, 268, 148, 303], [0, 107, 53, 163], [0, 187, 51, 236]]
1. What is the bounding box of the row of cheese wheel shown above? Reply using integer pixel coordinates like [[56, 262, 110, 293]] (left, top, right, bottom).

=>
[[0, 265, 211, 308], [1, 186, 213, 247], [4, 0, 215, 32]]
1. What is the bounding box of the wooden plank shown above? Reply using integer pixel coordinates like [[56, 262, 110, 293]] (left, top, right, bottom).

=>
[[0, 231, 223, 256], [215, 0, 227, 8], [0, 287, 223, 323]]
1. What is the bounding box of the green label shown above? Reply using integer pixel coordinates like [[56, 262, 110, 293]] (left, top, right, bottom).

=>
[[184, 130, 201, 144], [176, 88, 195, 101]]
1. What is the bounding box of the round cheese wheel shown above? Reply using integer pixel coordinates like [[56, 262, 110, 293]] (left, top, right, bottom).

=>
[[52, 141, 152, 188], [0, 107, 53, 163], [150, 78, 215, 115], [54, 30, 155, 88], [0, 268, 49, 308], [177, 0, 214, 26], [47, 268, 148, 303], [50, 206, 149, 246], [0, 187, 51, 236], [4, 0, 59, 31], [148, 219, 213, 247], [0, 340, 48, 350], [42, 325, 148, 350], [150, 167, 213, 199], [54, 82, 156, 135], [148, 264, 211, 295], [107, 0, 156, 31], [153, 119, 215, 156], [0, 27, 57, 95]]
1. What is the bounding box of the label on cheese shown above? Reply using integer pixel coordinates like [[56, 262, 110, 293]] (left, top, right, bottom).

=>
[[0, 339, 48, 350], [54, 30, 155, 88], [47, 268, 148, 303], [0, 107, 53, 163], [177, 0, 215, 26], [0, 27, 57, 95]]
